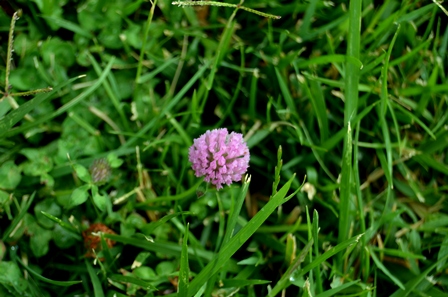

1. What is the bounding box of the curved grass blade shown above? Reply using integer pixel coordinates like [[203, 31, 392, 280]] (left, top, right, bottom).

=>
[[369, 247, 405, 290], [16, 258, 82, 286]]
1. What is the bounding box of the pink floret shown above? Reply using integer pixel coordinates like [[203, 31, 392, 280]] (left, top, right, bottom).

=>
[[189, 128, 250, 190]]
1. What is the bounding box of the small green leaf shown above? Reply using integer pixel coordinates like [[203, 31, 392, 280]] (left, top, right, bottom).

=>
[[30, 227, 52, 258], [91, 185, 106, 211], [73, 164, 92, 183], [133, 266, 156, 280], [0, 161, 22, 190], [69, 184, 90, 208], [107, 153, 123, 168], [26, 215, 52, 258]]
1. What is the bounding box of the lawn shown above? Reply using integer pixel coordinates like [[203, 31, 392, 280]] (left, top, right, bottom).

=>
[[0, 0, 447, 296]]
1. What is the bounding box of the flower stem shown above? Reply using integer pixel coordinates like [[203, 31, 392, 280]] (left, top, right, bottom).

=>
[[172, 1, 281, 19]]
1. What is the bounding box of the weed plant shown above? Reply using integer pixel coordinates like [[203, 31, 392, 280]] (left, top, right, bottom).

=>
[[0, 0, 447, 296]]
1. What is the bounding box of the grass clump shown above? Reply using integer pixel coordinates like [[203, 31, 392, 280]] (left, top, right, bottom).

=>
[[0, 0, 447, 296]]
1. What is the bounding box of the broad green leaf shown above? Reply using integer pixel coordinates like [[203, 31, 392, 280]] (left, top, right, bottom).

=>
[[0, 161, 21, 190], [68, 184, 90, 208]]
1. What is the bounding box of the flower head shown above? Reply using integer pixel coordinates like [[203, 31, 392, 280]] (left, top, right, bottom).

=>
[[189, 128, 250, 190], [89, 158, 111, 184]]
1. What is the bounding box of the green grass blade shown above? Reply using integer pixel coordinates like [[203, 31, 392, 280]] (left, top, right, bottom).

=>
[[300, 0, 318, 34], [221, 279, 270, 288], [315, 280, 360, 297], [222, 175, 251, 247], [308, 78, 329, 142], [338, 122, 353, 258], [313, 210, 323, 294], [390, 254, 448, 297], [40, 16, 93, 38], [85, 260, 105, 297], [369, 247, 405, 290], [437, 236, 448, 272], [40, 211, 81, 239], [206, 15, 236, 91], [391, 102, 436, 140], [2, 192, 36, 241], [178, 223, 190, 297], [187, 174, 301, 296], [140, 211, 191, 235], [137, 57, 179, 84], [16, 258, 82, 286], [88, 54, 130, 131], [275, 67, 298, 117], [339, 0, 362, 269], [135, 0, 157, 83], [377, 23, 400, 197], [108, 274, 157, 291]]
